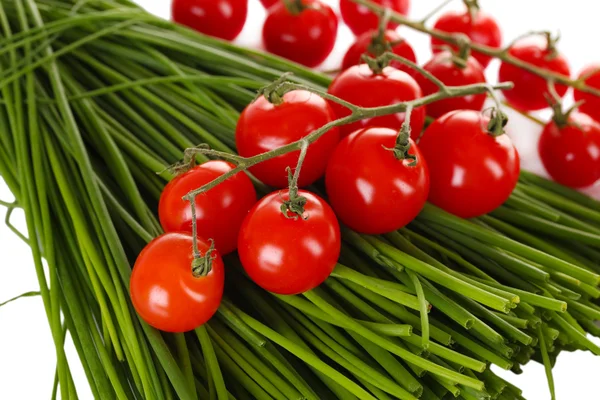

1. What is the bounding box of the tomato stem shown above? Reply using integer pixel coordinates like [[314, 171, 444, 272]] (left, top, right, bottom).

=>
[[282, 0, 306, 16], [366, 9, 393, 59], [281, 141, 309, 219], [382, 105, 417, 166], [189, 199, 215, 277]]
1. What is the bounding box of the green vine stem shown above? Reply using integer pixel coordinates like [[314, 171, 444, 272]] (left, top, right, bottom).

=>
[[349, 0, 600, 97]]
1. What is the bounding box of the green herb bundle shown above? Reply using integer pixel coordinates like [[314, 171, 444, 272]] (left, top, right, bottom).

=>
[[1, 1, 599, 400]]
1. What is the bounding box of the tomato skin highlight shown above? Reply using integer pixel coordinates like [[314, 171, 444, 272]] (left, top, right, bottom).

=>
[[539, 112, 600, 188], [238, 190, 341, 295], [325, 127, 429, 234], [415, 52, 486, 118], [236, 90, 340, 188], [340, 0, 410, 36], [574, 64, 600, 123], [130, 233, 224, 333], [431, 9, 501, 68], [171, 0, 247, 41], [158, 161, 256, 255], [498, 39, 571, 111], [341, 29, 416, 74], [327, 64, 425, 139], [419, 110, 520, 218], [262, 0, 338, 67]]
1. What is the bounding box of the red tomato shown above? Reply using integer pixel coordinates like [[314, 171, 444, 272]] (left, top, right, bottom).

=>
[[238, 190, 341, 295], [573, 64, 600, 122], [431, 9, 501, 68], [158, 161, 256, 255], [498, 38, 570, 111], [171, 0, 247, 41], [325, 127, 429, 234], [236, 90, 340, 188], [262, 0, 338, 67], [419, 110, 520, 218], [341, 29, 416, 74], [130, 233, 224, 332], [327, 64, 425, 139], [415, 52, 486, 118], [539, 112, 600, 188], [340, 0, 410, 36], [260, 0, 278, 8]]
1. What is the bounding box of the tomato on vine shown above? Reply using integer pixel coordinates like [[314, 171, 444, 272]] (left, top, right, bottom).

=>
[[130, 233, 224, 332], [327, 64, 425, 139], [238, 190, 341, 295], [419, 110, 520, 218], [341, 29, 416, 74], [431, 8, 501, 68], [262, 0, 338, 67], [498, 38, 570, 111], [574, 64, 600, 122], [236, 90, 340, 188], [325, 127, 429, 234], [158, 160, 256, 255], [171, 0, 247, 41], [539, 112, 600, 188], [340, 0, 410, 36], [415, 51, 487, 118]]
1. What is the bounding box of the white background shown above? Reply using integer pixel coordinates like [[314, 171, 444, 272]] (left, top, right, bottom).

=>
[[1, 0, 600, 399]]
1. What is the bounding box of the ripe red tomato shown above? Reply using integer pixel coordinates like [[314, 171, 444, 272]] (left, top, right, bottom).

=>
[[171, 0, 247, 41], [236, 90, 340, 188], [158, 161, 256, 255], [260, 0, 277, 8], [431, 9, 501, 68], [340, 0, 410, 36], [415, 52, 486, 118], [539, 112, 600, 188], [327, 64, 425, 139], [325, 127, 429, 234], [130, 233, 224, 332], [498, 39, 571, 111], [238, 190, 341, 295], [573, 64, 600, 122], [262, 0, 338, 67], [341, 29, 416, 74], [419, 110, 520, 218]]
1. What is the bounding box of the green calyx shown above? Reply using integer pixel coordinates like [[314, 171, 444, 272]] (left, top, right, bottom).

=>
[[384, 123, 417, 166], [280, 167, 308, 220], [192, 239, 216, 277], [256, 72, 294, 105], [282, 0, 307, 15], [486, 108, 509, 137]]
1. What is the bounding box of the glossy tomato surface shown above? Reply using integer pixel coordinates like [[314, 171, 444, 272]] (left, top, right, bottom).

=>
[[130, 233, 224, 332], [340, 0, 410, 36], [539, 112, 600, 188], [431, 9, 501, 68], [262, 0, 338, 67], [158, 161, 256, 255], [415, 52, 486, 118], [574, 64, 600, 122], [236, 90, 340, 188], [341, 29, 416, 74], [419, 110, 520, 218], [260, 0, 278, 8], [172, 0, 247, 41], [327, 64, 425, 139], [325, 127, 429, 234], [498, 39, 571, 111], [238, 190, 341, 295]]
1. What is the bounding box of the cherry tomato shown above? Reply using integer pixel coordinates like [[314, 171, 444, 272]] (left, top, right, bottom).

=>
[[130, 233, 224, 332], [539, 112, 600, 188], [171, 0, 247, 41], [415, 52, 486, 118], [238, 190, 341, 295], [327, 64, 425, 139], [158, 161, 256, 255], [262, 0, 338, 67], [341, 29, 416, 74], [325, 127, 429, 234], [340, 0, 410, 37], [573, 64, 600, 122], [431, 9, 501, 68], [236, 90, 340, 188], [419, 110, 520, 218], [498, 38, 570, 111], [260, 0, 278, 8]]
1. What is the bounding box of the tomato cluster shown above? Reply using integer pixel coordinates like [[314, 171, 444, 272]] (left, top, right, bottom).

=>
[[135, 0, 600, 333]]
